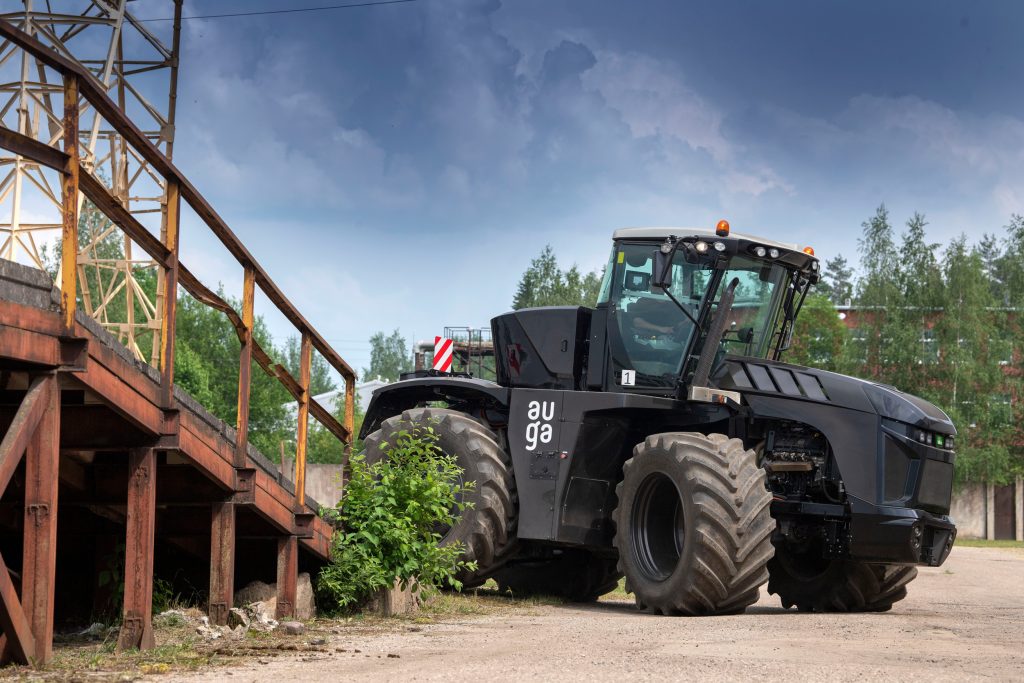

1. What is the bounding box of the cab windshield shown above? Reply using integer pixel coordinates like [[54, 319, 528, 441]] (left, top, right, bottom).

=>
[[602, 243, 792, 389]]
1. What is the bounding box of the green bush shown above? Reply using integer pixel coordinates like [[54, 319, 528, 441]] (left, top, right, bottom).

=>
[[317, 424, 475, 612]]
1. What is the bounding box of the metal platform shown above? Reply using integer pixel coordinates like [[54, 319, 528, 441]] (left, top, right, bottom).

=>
[[0, 19, 354, 665]]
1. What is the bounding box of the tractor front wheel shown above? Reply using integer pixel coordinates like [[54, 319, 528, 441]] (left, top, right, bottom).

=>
[[768, 543, 918, 612], [613, 432, 774, 616]]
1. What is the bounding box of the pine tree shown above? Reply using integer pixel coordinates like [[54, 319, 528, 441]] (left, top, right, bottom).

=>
[[511, 245, 603, 309], [934, 237, 1010, 484], [851, 204, 899, 380], [819, 254, 854, 306], [885, 212, 942, 391], [363, 329, 413, 382]]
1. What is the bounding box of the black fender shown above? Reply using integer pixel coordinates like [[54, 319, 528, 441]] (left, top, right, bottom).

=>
[[360, 376, 510, 439]]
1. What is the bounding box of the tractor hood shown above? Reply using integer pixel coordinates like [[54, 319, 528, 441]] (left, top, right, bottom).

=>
[[712, 356, 956, 435]]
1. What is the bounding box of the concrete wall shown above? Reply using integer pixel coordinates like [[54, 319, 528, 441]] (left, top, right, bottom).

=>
[[280, 458, 345, 509], [949, 479, 1024, 541], [949, 484, 987, 539]]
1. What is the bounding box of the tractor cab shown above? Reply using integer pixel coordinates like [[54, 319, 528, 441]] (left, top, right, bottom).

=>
[[594, 223, 821, 395]]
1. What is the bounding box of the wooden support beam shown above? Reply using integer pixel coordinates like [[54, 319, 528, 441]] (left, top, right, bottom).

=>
[[21, 375, 59, 664], [234, 267, 255, 468], [117, 448, 157, 651], [0, 554, 34, 665], [275, 535, 297, 619], [0, 376, 50, 498], [159, 181, 181, 409], [294, 335, 311, 510], [209, 502, 235, 626], [60, 73, 79, 334]]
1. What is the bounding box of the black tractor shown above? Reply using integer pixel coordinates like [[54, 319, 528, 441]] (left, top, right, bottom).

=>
[[361, 222, 957, 615]]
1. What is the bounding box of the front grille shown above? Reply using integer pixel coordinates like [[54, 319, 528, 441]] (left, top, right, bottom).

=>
[[917, 459, 954, 513], [883, 435, 911, 502]]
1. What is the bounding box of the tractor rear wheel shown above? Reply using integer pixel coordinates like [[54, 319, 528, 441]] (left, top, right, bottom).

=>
[[768, 543, 917, 612], [613, 432, 774, 616], [362, 407, 516, 587], [493, 550, 622, 602]]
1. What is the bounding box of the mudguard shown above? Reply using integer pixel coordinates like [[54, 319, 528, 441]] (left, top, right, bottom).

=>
[[359, 376, 509, 439]]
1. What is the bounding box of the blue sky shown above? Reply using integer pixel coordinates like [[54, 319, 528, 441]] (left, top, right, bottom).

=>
[[148, 0, 1024, 375]]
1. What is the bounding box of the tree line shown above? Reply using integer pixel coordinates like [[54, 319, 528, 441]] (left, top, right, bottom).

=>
[[788, 206, 1023, 485], [507, 209, 1024, 485]]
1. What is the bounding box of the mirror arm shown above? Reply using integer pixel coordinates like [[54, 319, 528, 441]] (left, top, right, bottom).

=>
[[657, 284, 701, 328]]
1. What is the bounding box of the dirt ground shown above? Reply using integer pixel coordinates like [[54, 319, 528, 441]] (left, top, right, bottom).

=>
[[164, 545, 1023, 682]]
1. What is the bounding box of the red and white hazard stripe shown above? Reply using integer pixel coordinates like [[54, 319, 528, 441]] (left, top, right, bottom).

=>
[[433, 336, 453, 372]]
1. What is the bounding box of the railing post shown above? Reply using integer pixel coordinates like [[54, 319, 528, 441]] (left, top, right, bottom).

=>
[[294, 334, 311, 509], [234, 267, 255, 467], [60, 74, 79, 334], [344, 372, 355, 461], [159, 180, 180, 408]]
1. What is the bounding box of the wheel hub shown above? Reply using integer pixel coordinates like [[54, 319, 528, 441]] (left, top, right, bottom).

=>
[[630, 471, 685, 582]]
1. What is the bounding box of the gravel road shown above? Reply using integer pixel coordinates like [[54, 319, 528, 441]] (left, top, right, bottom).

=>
[[177, 546, 1024, 682]]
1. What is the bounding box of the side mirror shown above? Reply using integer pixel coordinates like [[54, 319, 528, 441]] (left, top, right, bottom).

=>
[[652, 249, 673, 289]]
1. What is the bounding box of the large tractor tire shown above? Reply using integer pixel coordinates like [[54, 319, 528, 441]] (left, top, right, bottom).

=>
[[613, 432, 774, 616], [362, 407, 516, 587], [768, 544, 917, 612], [493, 550, 622, 602]]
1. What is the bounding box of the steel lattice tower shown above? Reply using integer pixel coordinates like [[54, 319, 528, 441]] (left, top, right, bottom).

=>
[[0, 0, 182, 360]]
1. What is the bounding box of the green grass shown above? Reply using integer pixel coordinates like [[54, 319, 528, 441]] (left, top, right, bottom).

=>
[[955, 538, 1024, 549], [599, 577, 632, 602]]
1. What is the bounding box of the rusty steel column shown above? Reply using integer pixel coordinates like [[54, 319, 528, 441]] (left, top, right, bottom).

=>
[[344, 373, 355, 463], [234, 267, 255, 468], [294, 335, 312, 509], [20, 375, 59, 664], [117, 448, 157, 651], [275, 536, 297, 619], [209, 502, 235, 626], [159, 181, 181, 409], [60, 74, 80, 334]]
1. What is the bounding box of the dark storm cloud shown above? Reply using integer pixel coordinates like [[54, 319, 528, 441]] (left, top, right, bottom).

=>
[[161, 0, 1023, 372]]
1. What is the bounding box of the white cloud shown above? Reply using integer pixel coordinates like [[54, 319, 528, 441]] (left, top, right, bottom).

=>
[[584, 51, 732, 162]]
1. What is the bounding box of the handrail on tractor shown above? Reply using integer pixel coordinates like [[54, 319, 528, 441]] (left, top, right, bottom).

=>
[[0, 19, 354, 508]]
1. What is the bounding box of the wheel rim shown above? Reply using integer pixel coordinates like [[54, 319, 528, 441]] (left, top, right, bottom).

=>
[[630, 471, 685, 582]]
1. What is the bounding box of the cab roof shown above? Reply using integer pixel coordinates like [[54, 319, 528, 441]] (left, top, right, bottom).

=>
[[612, 227, 799, 252]]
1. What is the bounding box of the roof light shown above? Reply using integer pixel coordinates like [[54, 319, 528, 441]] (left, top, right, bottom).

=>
[[713, 241, 726, 252], [753, 246, 767, 258], [803, 246, 815, 256], [715, 219, 730, 237], [768, 248, 780, 259], [695, 241, 709, 253]]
